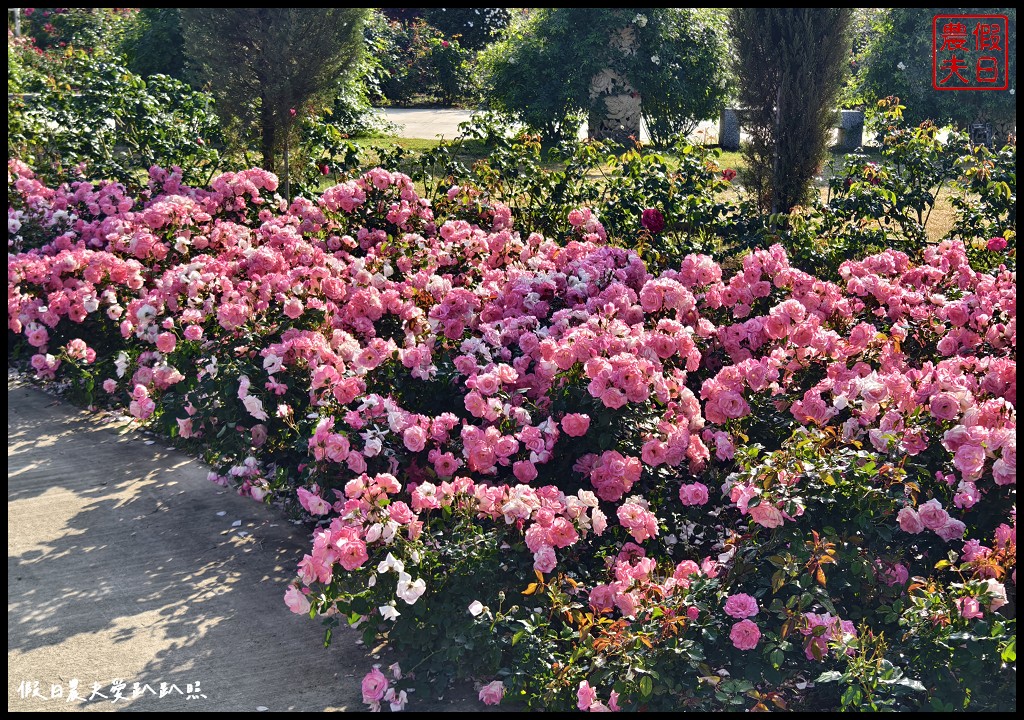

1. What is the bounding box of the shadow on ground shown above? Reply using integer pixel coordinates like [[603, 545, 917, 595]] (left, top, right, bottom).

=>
[[7, 378, 494, 712]]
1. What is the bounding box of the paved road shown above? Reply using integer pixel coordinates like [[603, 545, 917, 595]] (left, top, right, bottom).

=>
[[7, 377, 486, 712], [378, 107, 721, 145]]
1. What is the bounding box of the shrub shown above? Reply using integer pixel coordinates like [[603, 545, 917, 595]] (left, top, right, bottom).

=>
[[7, 45, 221, 194], [371, 16, 474, 107]]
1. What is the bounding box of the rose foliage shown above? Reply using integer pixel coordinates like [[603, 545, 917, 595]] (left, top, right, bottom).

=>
[[7, 156, 1016, 712]]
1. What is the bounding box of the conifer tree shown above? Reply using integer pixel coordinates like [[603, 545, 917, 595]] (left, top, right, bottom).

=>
[[731, 8, 853, 214]]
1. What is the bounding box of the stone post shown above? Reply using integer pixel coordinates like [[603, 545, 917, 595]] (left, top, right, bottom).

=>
[[719, 108, 741, 150], [835, 110, 864, 151]]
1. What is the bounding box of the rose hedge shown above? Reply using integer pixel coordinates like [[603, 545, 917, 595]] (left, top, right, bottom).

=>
[[7, 158, 1016, 711]]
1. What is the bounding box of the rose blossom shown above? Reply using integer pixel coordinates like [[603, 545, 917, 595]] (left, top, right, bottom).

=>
[[929, 393, 960, 421], [561, 413, 591, 437], [934, 518, 966, 542], [361, 667, 389, 705], [577, 681, 598, 710], [403, 425, 427, 452], [917, 499, 950, 531], [641, 208, 665, 233], [897, 507, 925, 534], [955, 596, 984, 620], [730, 619, 761, 650], [724, 593, 759, 619], [479, 680, 504, 706], [953, 444, 987, 479], [284, 585, 310, 615], [749, 502, 784, 528], [983, 579, 1007, 611], [678, 482, 710, 506]]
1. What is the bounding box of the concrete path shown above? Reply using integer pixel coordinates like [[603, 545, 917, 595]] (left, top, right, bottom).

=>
[[7, 377, 484, 712], [378, 107, 721, 145]]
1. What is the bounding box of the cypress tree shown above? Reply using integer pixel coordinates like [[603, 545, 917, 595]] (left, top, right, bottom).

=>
[[731, 8, 853, 214]]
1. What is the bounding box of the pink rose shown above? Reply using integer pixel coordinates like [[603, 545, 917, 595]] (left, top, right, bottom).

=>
[[388, 501, 415, 525], [155, 332, 176, 353], [561, 413, 591, 437], [749, 502, 784, 529], [479, 680, 504, 706], [718, 390, 750, 419], [934, 518, 966, 542], [897, 507, 925, 534], [337, 537, 369, 571], [724, 593, 759, 619], [533, 545, 557, 574], [361, 668, 389, 704], [986, 236, 1007, 251], [730, 619, 761, 651], [917, 499, 950, 531], [953, 444, 987, 479], [993, 458, 1015, 486], [577, 681, 598, 711], [929, 393, 960, 421], [513, 460, 538, 483], [283, 297, 304, 319], [679, 482, 710, 506], [983, 579, 1007, 611], [403, 425, 427, 452], [955, 596, 984, 619], [284, 585, 310, 615]]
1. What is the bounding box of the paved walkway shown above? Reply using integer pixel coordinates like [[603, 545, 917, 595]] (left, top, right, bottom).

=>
[[379, 107, 721, 145], [7, 377, 483, 712]]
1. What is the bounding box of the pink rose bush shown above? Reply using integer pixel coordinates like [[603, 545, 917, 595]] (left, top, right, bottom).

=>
[[7, 156, 1015, 712]]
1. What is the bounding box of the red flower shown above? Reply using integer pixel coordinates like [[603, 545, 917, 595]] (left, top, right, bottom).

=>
[[441, 40, 450, 48], [722, 168, 737, 182], [641, 208, 665, 233], [321, 164, 330, 176]]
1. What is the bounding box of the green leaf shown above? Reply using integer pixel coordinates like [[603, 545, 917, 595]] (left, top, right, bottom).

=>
[[1001, 637, 1016, 663], [639, 675, 653, 697], [816, 671, 843, 683], [894, 677, 926, 692]]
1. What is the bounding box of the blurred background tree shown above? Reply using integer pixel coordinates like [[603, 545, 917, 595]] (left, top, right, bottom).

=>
[[850, 8, 1016, 141], [478, 8, 730, 145]]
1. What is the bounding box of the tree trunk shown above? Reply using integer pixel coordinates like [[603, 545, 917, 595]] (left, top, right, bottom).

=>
[[260, 102, 276, 173]]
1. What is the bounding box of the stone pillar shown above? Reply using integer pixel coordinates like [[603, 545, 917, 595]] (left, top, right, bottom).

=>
[[719, 108, 741, 151], [835, 110, 865, 151]]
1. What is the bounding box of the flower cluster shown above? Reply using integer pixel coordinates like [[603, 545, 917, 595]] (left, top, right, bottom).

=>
[[8, 157, 1015, 712]]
